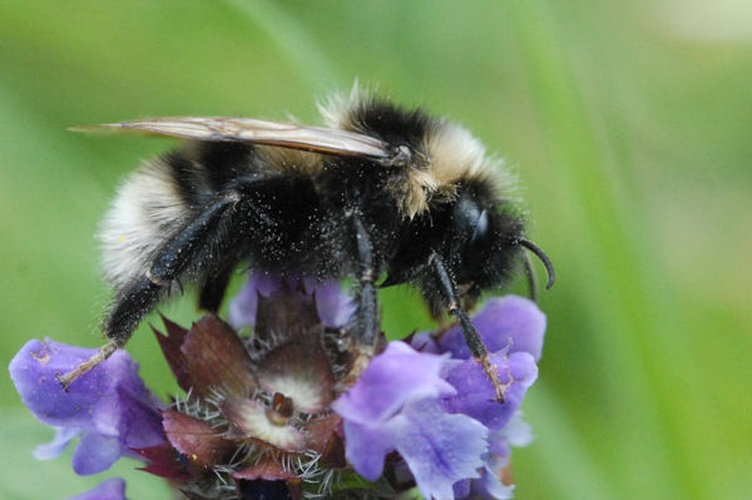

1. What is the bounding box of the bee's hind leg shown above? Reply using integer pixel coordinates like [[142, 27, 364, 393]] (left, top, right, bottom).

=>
[[59, 192, 243, 388], [104, 192, 242, 347]]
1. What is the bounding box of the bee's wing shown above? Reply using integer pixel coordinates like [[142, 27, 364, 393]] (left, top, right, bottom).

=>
[[72, 117, 394, 161]]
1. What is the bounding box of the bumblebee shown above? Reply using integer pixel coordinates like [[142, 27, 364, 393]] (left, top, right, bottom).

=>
[[62, 88, 554, 396]]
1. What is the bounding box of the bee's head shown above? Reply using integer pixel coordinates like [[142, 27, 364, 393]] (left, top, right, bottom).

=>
[[447, 185, 555, 301], [447, 187, 524, 296]]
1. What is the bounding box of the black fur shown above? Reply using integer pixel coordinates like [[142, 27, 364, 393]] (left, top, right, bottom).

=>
[[103, 101, 534, 358]]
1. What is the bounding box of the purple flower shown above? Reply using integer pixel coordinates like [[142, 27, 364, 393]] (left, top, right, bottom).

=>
[[429, 296, 545, 497], [9, 339, 165, 475], [68, 477, 126, 500], [451, 413, 533, 499], [410, 297, 544, 433], [333, 341, 488, 499], [229, 273, 356, 330], [441, 347, 538, 433], [10, 274, 546, 498], [413, 295, 546, 362], [336, 296, 546, 498]]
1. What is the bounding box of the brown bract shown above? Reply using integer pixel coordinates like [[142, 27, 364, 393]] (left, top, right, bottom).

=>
[[142, 285, 360, 498], [162, 410, 235, 468]]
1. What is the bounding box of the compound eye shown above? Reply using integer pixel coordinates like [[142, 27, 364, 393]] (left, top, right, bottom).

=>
[[470, 209, 489, 244], [453, 195, 487, 244]]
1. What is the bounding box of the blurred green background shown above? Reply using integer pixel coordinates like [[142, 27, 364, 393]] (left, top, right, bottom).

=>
[[2, 1, 750, 498]]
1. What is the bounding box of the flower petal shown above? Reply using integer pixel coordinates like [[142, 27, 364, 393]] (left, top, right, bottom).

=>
[[501, 411, 534, 449], [67, 477, 126, 500], [115, 383, 167, 452], [457, 465, 515, 500], [332, 342, 454, 424], [432, 296, 546, 361], [33, 426, 80, 460], [339, 419, 395, 481], [10, 340, 111, 427], [229, 274, 281, 329], [335, 342, 488, 493], [308, 281, 356, 328], [72, 431, 123, 475], [230, 274, 356, 330], [392, 398, 487, 500], [442, 351, 538, 432], [10, 339, 165, 475]]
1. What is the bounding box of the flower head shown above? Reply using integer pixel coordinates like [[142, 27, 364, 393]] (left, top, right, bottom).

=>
[[9, 339, 165, 475], [417, 295, 545, 496], [141, 280, 351, 498], [10, 275, 546, 499], [332, 341, 488, 498], [229, 274, 356, 330], [334, 295, 545, 498]]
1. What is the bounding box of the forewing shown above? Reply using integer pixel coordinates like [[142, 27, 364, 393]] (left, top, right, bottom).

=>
[[73, 117, 392, 161]]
